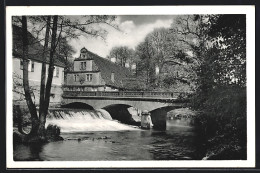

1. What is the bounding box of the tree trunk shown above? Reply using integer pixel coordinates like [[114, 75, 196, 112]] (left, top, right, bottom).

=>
[[21, 16, 39, 137], [41, 16, 58, 132], [38, 16, 51, 139]]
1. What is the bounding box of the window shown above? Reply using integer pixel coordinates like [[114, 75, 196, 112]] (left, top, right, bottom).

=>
[[86, 74, 92, 81], [50, 93, 55, 98], [56, 67, 59, 77], [80, 62, 86, 70], [31, 61, 34, 72], [20, 59, 23, 70], [20, 59, 34, 72]]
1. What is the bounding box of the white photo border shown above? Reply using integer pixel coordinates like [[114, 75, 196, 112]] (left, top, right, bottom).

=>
[[6, 5, 255, 168]]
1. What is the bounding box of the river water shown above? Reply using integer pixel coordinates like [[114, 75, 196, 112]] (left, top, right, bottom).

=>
[[13, 109, 206, 161]]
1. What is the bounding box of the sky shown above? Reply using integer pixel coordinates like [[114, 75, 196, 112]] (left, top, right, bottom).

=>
[[69, 15, 176, 58]]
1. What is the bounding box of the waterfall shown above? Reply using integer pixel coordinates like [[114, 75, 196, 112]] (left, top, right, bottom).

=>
[[46, 109, 139, 133]]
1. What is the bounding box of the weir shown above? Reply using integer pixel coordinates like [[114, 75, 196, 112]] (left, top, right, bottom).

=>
[[46, 109, 139, 132]]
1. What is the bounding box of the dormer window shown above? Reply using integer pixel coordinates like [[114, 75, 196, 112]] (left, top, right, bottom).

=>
[[74, 74, 78, 81], [80, 62, 86, 70]]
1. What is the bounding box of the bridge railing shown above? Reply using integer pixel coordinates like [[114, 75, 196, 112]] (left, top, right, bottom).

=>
[[62, 91, 181, 98]]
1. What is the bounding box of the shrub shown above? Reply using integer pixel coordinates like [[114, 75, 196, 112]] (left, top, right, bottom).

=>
[[46, 124, 61, 138]]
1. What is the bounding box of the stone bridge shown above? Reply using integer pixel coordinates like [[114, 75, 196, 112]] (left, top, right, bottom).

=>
[[61, 91, 190, 130]]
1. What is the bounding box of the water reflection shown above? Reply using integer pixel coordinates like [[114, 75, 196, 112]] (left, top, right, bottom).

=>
[[14, 119, 206, 161]]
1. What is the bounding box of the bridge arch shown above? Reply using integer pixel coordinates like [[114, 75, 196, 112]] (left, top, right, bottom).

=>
[[102, 104, 139, 125], [61, 102, 94, 110], [61, 97, 188, 130], [150, 105, 183, 130]]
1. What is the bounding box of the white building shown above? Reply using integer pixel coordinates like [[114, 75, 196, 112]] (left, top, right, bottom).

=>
[[12, 25, 65, 106]]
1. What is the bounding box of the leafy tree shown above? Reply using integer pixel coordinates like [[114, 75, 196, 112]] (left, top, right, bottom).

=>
[[189, 15, 247, 159], [193, 14, 246, 109], [208, 14, 246, 87], [108, 46, 135, 69]]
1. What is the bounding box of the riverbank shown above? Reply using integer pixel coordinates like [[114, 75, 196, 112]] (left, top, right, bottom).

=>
[[193, 113, 247, 160], [13, 105, 64, 143], [167, 107, 247, 160]]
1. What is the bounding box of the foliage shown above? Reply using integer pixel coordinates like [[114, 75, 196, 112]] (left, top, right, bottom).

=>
[[193, 14, 246, 108], [209, 14, 246, 86], [189, 14, 247, 159], [107, 46, 135, 68], [122, 76, 146, 91], [46, 124, 61, 139]]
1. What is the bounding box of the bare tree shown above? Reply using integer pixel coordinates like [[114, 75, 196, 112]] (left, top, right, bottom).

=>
[[16, 15, 118, 141], [135, 37, 156, 89], [21, 16, 39, 137]]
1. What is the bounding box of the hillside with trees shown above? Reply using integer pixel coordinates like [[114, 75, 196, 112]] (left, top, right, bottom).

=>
[[108, 14, 247, 159]]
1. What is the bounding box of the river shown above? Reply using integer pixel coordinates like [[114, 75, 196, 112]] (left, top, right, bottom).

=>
[[13, 109, 206, 161]]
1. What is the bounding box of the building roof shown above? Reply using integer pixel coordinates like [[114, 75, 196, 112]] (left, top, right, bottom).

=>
[[75, 48, 134, 89], [12, 25, 66, 68]]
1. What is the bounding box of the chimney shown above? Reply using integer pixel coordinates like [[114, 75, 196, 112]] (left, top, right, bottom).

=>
[[111, 72, 115, 83]]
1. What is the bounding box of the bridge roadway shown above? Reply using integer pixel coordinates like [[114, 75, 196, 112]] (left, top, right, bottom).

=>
[[62, 91, 188, 111], [61, 91, 190, 130]]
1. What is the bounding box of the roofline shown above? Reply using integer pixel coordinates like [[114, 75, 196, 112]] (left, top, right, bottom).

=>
[[13, 54, 66, 68], [75, 47, 133, 73], [65, 70, 100, 73], [63, 84, 105, 87], [74, 58, 94, 61]]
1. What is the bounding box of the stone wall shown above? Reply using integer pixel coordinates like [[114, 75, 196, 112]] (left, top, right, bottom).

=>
[[13, 78, 63, 106]]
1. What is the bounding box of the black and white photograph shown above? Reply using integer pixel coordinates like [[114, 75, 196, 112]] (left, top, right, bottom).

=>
[[6, 6, 255, 168]]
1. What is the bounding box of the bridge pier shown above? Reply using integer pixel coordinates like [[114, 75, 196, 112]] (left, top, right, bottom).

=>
[[150, 106, 181, 130], [150, 110, 167, 130]]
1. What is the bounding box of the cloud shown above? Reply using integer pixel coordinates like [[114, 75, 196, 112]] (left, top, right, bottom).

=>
[[69, 18, 173, 58], [120, 20, 136, 33]]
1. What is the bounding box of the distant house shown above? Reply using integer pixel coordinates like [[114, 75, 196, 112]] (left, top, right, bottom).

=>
[[64, 47, 133, 91], [12, 25, 66, 105]]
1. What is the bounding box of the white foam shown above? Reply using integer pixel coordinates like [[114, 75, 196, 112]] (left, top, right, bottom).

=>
[[46, 109, 139, 132]]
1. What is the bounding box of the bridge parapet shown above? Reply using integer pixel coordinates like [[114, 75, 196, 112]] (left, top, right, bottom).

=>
[[62, 91, 181, 99]]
